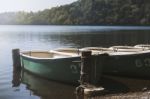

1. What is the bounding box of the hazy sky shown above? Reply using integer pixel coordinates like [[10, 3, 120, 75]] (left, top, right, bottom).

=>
[[0, 0, 77, 13]]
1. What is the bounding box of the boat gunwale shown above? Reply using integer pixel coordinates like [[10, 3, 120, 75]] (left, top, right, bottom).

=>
[[20, 51, 80, 60], [80, 47, 112, 51], [108, 50, 150, 56], [80, 46, 150, 56], [20, 48, 150, 60], [109, 46, 143, 49], [134, 44, 150, 48]]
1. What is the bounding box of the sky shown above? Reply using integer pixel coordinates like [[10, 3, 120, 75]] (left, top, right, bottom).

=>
[[0, 0, 77, 13]]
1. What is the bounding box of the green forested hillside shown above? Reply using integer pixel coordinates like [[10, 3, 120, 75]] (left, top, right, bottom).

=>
[[0, 0, 150, 25]]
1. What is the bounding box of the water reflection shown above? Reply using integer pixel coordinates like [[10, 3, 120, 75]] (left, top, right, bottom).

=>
[[1, 28, 150, 51], [101, 75, 150, 93], [12, 68, 21, 87], [20, 71, 76, 99], [12, 69, 150, 99], [39, 30, 150, 48]]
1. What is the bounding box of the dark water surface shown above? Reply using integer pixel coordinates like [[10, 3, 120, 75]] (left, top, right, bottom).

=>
[[0, 25, 150, 99]]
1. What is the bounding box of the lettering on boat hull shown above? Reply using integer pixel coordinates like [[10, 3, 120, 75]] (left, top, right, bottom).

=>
[[135, 58, 150, 68]]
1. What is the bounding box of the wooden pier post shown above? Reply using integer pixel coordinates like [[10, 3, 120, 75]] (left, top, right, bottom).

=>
[[76, 50, 105, 99], [12, 49, 21, 70], [80, 50, 92, 85]]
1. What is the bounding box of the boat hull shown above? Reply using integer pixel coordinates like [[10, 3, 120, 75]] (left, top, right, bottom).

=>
[[21, 55, 81, 84], [104, 51, 150, 78]]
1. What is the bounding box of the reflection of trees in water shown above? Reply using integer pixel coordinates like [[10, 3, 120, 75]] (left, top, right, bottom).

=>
[[44, 30, 150, 48], [6, 30, 150, 48]]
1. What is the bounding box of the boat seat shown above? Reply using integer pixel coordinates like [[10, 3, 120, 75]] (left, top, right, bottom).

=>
[[109, 46, 145, 52], [49, 50, 79, 57]]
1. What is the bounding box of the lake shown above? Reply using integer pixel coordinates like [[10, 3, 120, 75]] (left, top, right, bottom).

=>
[[0, 25, 150, 99]]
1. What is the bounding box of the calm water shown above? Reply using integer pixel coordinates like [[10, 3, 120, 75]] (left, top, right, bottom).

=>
[[0, 25, 150, 99]]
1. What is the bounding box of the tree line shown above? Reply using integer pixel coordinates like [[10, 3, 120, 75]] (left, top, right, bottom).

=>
[[0, 0, 149, 25]]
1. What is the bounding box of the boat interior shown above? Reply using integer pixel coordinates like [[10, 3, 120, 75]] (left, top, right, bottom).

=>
[[22, 51, 55, 58], [109, 46, 145, 52], [50, 48, 80, 56], [21, 44, 150, 58], [22, 48, 80, 59], [134, 44, 150, 49]]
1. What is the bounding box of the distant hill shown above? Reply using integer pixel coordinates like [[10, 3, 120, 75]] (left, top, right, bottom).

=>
[[0, 0, 150, 25]]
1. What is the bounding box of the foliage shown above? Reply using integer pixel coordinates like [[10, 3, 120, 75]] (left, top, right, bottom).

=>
[[0, 0, 149, 25]]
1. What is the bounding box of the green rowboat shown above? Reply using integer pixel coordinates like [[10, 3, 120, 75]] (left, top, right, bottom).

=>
[[20, 48, 81, 84]]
